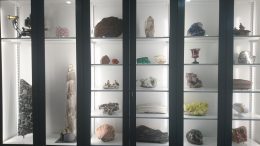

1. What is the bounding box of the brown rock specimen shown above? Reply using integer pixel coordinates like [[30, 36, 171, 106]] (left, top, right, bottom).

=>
[[232, 126, 247, 144], [233, 79, 252, 90], [112, 59, 119, 64], [101, 55, 110, 64], [94, 17, 123, 37], [96, 124, 115, 142]]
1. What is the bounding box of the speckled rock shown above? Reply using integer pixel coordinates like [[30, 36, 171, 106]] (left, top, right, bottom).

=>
[[99, 103, 119, 115], [136, 125, 168, 143], [18, 79, 33, 137], [186, 129, 203, 145]]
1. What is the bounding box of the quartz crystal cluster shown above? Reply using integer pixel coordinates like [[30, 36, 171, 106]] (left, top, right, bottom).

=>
[[103, 80, 119, 89], [186, 73, 203, 88], [139, 77, 157, 88]]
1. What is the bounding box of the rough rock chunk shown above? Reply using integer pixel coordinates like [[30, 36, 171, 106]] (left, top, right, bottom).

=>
[[136, 125, 168, 143], [186, 129, 203, 145], [94, 17, 122, 37], [96, 124, 115, 142]]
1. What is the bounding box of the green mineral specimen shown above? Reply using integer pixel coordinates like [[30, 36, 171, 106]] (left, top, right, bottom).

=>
[[184, 102, 208, 116], [137, 57, 151, 64]]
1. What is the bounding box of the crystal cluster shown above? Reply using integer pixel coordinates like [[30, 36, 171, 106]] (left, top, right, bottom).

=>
[[139, 77, 157, 88], [103, 80, 119, 89], [186, 73, 203, 88], [186, 129, 203, 145], [232, 126, 247, 144], [184, 102, 208, 116], [187, 22, 205, 36], [233, 103, 248, 116], [238, 51, 256, 64], [145, 16, 155, 37], [137, 57, 151, 64], [99, 103, 119, 115]]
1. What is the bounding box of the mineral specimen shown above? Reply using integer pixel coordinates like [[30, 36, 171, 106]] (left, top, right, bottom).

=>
[[94, 17, 123, 37], [136, 104, 167, 114], [137, 57, 151, 64], [139, 77, 157, 88], [186, 129, 203, 145], [186, 73, 203, 88], [7, 14, 32, 38], [112, 59, 119, 64], [233, 23, 251, 36], [154, 55, 166, 64], [238, 51, 256, 64], [96, 124, 115, 142], [60, 65, 77, 142], [18, 79, 33, 137], [145, 16, 155, 37], [56, 26, 69, 38], [187, 22, 205, 36], [233, 79, 252, 90], [103, 80, 120, 89], [101, 55, 110, 64], [136, 125, 168, 143], [184, 102, 208, 116], [232, 126, 247, 144], [99, 103, 119, 115], [233, 103, 248, 114]]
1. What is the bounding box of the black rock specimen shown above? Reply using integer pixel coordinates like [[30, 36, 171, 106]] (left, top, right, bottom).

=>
[[186, 129, 203, 145], [233, 23, 251, 36], [187, 22, 205, 36], [99, 103, 119, 115], [18, 79, 33, 137], [136, 125, 168, 143], [94, 17, 122, 37]]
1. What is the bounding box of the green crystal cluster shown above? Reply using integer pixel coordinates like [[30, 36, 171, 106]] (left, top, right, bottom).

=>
[[137, 57, 151, 64], [184, 102, 208, 116]]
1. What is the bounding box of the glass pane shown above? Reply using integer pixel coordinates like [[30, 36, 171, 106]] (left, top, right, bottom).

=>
[[136, 0, 169, 146], [1, 0, 33, 144], [184, 0, 219, 145], [90, 0, 123, 145], [233, 0, 260, 145], [44, 0, 77, 145]]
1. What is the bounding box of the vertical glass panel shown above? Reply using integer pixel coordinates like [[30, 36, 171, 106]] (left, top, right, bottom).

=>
[[44, 0, 77, 145], [136, 0, 169, 146], [1, 0, 33, 144], [90, 0, 123, 145], [233, 1, 260, 145], [184, 0, 219, 145]]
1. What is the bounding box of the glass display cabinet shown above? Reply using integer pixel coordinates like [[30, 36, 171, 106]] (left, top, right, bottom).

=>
[[44, 0, 77, 145], [232, 0, 260, 145], [90, 0, 124, 145], [135, 0, 169, 146], [184, 0, 219, 145], [0, 0, 33, 144]]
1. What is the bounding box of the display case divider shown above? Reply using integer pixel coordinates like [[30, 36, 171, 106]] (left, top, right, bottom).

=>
[[76, 0, 91, 145], [31, 0, 46, 145], [0, 9, 3, 144], [123, 0, 130, 145], [129, 0, 136, 145], [217, 0, 234, 145]]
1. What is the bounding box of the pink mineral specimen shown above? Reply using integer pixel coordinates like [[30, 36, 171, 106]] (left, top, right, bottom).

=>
[[96, 124, 115, 142]]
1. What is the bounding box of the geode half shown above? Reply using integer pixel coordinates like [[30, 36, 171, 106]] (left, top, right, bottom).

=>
[[94, 17, 122, 37], [18, 79, 33, 137], [136, 125, 168, 143], [186, 129, 203, 145]]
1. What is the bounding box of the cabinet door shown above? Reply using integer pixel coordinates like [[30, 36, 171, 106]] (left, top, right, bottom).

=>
[[1, 0, 33, 144], [44, 0, 77, 145], [232, 0, 260, 145], [184, 0, 219, 145], [135, 0, 170, 146], [90, 0, 124, 145]]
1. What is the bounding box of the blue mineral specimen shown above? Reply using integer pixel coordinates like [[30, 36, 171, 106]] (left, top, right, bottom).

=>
[[187, 22, 205, 36]]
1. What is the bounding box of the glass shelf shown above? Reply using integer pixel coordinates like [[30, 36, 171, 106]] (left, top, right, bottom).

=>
[[136, 113, 169, 119], [91, 64, 123, 66], [234, 35, 260, 41], [91, 133, 122, 146], [233, 89, 260, 93], [136, 142, 169, 146], [234, 64, 260, 67], [136, 37, 169, 42], [184, 64, 218, 66], [184, 115, 218, 120], [91, 89, 123, 92], [136, 64, 169, 66], [1, 38, 31, 43], [91, 37, 122, 43], [91, 111, 123, 118], [184, 88, 218, 93], [232, 114, 260, 121], [232, 139, 260, 146], [136, 88, 169, 92]]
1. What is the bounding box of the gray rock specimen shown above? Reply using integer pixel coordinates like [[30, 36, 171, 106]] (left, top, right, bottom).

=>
[[139, 77, 157, 88], [233, 23, 251, 36], [94, 17, 122, 37], [96, 124, 115, 142], [238, 51, 256, 64], [103, 80, 119, 89], [233, 79, 252, 90], [233, 103, 248, 114], [187, 22, 205, 36], [145, 16, 155, 37], [101, 55, 110, 64], [60, 65, 77, 142], [136, 125, 168, 143], [99, 103, 119, 115], [186, 129, 203, 145], [18, 79, 33, 137], [186, 73, 203, 88], [136, 104, 167, 114]]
